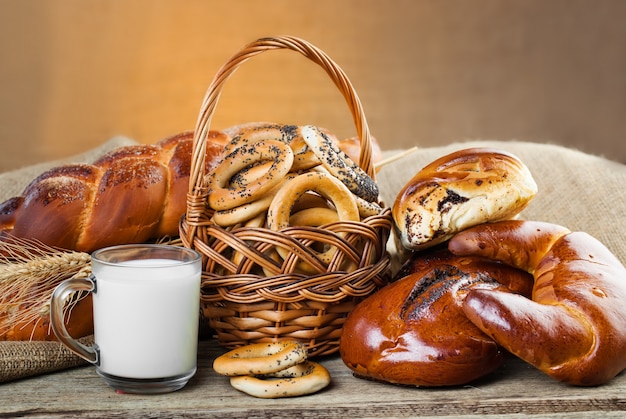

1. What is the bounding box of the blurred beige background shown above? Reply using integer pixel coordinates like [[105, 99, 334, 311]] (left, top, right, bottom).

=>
[[1, 0, 625, 172]]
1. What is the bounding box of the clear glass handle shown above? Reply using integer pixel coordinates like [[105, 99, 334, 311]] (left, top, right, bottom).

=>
[[50, 275, 99, 365]]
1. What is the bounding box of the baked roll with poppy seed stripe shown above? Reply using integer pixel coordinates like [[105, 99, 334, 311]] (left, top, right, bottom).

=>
[[392, 147, 537, 251]]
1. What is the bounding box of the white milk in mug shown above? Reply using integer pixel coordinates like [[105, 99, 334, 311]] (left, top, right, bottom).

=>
[[93, 258, 200, 379], [50, 244, 202, 394]]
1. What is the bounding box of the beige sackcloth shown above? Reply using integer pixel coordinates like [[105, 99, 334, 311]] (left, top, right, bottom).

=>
[[1, 137, 624, 383]]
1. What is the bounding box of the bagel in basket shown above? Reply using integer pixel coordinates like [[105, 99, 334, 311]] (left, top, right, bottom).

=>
[[202, 123, 384, 275], [222, 121, 384, 171]]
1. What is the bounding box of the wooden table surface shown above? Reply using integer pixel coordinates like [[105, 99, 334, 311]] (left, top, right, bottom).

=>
[[1, 339, 625, 418]]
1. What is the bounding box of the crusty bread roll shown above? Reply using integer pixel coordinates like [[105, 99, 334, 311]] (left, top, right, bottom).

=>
[[0, 130, 228, 252], [449, 220, 626, 386], [339, 247, 533, 387], [392, 148, 537, 251]]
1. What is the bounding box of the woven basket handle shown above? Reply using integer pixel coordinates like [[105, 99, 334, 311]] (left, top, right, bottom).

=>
[[187, 35, 375, 201]]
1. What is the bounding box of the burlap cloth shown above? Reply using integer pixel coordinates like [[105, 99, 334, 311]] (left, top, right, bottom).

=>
[[0, 137, 624, 383]]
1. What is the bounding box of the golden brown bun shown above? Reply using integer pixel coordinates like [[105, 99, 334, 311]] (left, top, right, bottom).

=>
[[392, 148, 537, 251], [339, 247, 533, 387], [448, 220, 626, 386], [0, 294, 93, 341], [0, 131, 227, 252]]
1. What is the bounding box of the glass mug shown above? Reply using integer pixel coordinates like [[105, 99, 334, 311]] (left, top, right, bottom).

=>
[[50, 244, 202, 394]]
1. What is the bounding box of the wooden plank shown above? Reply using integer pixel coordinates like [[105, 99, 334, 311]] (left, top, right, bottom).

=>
[[1, 339, 625, 417]]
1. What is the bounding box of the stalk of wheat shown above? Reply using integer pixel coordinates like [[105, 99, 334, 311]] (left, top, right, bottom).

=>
[[0, 236, 91, 340]]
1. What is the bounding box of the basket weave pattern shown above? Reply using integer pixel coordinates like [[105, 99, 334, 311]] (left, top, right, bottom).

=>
[[180, 36, 393, 357]]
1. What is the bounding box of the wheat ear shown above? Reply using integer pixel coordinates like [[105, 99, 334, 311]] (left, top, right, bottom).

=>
[[0, 236, 91, 340]]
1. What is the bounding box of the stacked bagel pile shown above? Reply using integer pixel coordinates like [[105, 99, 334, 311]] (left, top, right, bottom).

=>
[[213, 340, 331, 398], [202, 122, 384, 275]]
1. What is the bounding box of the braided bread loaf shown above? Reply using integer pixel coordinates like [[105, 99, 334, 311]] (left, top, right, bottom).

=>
[[0, 131, 229, 252]]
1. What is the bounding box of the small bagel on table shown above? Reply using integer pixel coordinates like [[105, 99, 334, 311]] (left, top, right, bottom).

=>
[[213, 340, 307, 376], [213, 340, 332, 398], [229, 361, 331, 399]]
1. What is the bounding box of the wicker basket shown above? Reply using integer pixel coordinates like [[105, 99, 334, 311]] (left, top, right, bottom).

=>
[[180, 35, 393, 357]]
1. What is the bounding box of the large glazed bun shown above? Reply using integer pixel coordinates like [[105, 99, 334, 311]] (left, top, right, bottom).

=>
[[339, 247, 533, 387]]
